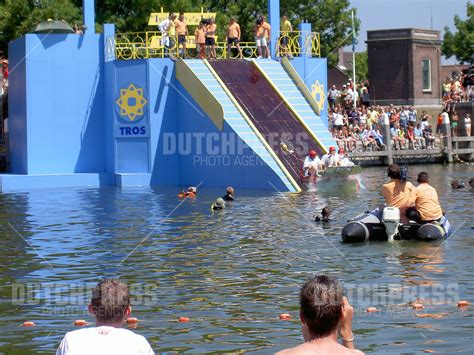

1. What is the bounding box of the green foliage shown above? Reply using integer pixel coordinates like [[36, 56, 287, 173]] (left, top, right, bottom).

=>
[[346, 51, 368, 82], [0, 0, 82, 55], [0, 0, 358, 62], [442, 2, 474, 64]]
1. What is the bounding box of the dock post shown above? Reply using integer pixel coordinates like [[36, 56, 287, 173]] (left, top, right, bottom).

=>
[[383, 118, 393, 165], [443, 122, 453, 163]]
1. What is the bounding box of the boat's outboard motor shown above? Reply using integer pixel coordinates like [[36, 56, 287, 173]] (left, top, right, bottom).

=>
[[417, 223, 446, 241], [382, 207, 400, 241]]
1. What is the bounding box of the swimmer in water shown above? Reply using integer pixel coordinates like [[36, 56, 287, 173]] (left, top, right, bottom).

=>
[[314, 207, 331, 222], [223, 187, 235, 201], [468, 178, 474, 189], [451, 180, 466, 189], [211, 197, 226, 210]]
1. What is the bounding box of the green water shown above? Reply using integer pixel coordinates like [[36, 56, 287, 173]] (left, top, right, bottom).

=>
[[0, 164, 473, 354]]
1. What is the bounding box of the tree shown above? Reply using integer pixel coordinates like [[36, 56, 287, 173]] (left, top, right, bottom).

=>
[[346, 51, 368, 82], [281, 0, 360, 65], [0, 0, 82, 55], [442, 2, 474, 64]]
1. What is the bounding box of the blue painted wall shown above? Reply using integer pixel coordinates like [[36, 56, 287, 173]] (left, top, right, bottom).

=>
[[8, 34, 105, 174], [291, 57, 328, 126]]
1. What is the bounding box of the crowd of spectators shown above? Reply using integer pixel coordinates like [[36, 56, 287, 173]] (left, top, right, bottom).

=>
[[327, 79, 471, 153], [442, 69, 473, 110]]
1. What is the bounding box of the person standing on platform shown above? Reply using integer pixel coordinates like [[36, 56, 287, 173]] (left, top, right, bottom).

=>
[[262, 16, 272, 58], [226, 18, 242, 59], [175, 12, 188, 58], [158, 13, 177, 58], [280, 15, 293, 57], [205, 18, 217, 59], [195, 21, 206, 59]]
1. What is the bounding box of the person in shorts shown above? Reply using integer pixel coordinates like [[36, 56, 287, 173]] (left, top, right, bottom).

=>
[[226, 17, 242, 58], [158, 13, 177, 58], [175, 12, 188, 58], [205, 18, 217, 59], [280, 15, 292, 57], [255, 16, 268, 58], [194, 21, 206, 59], [56, 278, 154, 355]]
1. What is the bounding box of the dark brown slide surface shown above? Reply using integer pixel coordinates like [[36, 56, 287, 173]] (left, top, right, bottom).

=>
[[210, 60, 323, 183]]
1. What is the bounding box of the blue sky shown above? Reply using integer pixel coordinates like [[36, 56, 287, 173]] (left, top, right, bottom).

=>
[[348, 0, 469, 63]]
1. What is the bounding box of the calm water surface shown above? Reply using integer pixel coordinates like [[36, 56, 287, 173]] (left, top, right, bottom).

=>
[[0, 165, 473, 354]]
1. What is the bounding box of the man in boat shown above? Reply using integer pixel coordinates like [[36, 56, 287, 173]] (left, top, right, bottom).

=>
[[277, 275, 363, 355], [382, 164, 416, 223], [303, 150, 323, 180], [336, 147, 354, 167], [406, 172, 443, 223], [322, 146, 338, 168]]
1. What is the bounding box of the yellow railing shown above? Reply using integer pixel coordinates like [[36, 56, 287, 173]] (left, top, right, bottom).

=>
[[112, 31, 320, 60]]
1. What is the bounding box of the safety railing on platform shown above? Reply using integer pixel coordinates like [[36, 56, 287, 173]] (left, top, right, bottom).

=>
[[111, 31, 320, 60]]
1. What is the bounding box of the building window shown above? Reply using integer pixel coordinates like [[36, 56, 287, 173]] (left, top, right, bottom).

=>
[[422, 59, 431, 92]]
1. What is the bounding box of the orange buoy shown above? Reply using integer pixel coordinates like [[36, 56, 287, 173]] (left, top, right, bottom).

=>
[[178, 193, 186, 198], [178, 316, 190, 323], [279, 313, 291, 320], [22, 321, 35, 327], [412, 303, 424, 310], [126, 317, 138, 324], [457, 300, 469, 307], [366, 307, 378, 312], [74, 319, 86, 326]]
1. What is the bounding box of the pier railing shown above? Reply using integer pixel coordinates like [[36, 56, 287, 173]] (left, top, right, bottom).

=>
[[348, 123, 474, 165]]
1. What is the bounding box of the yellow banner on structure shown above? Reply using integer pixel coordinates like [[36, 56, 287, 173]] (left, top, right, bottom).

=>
[[148, 12, 217, 26], [149, 35, 219, 49]]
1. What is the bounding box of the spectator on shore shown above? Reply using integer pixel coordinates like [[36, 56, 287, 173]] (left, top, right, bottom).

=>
[[464, 113, 471, 136], [280, 15, 293, 58], [414, 123, 426, 149], [328, 85, 339, 110], [451, 111, 459, 137], [276, 275, 362, 355], [56, 279, 154, 355], [423, 125, 435, 148], [158, 13, 177, 58]]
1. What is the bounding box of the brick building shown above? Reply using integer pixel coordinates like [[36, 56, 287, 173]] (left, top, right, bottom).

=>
[[367, 29, 442, 106]]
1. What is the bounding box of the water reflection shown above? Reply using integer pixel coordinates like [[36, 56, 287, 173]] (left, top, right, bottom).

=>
[[0, 165, 472, 353]]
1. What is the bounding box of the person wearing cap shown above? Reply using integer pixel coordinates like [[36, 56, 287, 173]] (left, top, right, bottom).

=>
[[322, 147, 338, 168], [222, 187, 235, 201], [211, 198, 226, 210], [336, 147, 354, 167], [303, 150, 323, 179], [184, 186, 197, 198]]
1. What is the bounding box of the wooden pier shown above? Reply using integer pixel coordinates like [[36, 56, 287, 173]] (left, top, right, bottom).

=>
[[348, 122, 474, 166]]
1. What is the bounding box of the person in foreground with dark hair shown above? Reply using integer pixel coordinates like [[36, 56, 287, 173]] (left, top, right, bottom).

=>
[[56, 278, 154, 355], [277, 275, 363, 355]]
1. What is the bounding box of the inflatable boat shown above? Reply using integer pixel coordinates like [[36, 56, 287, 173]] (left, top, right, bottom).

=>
[[341, 207, 451, 243]]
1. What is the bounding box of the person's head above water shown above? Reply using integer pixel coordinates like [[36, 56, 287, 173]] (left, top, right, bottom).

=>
[[187, 186, 197, 193], [226, 186, 234, 195], [309, 150, 317, 158], [212, 198, 225, 210], [300, 275, 343, 338], [469, 178, 474, 188], [451, 180, 465, 189], [322, 207, 331, 218]]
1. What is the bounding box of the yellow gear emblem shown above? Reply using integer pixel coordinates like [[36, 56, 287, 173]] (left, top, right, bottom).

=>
[[116, 84, 148, 121], [311, 81, 326, 112]]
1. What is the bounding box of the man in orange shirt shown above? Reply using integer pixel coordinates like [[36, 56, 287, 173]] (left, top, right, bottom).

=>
[[205, 18, 217, 59], [412, 172, 443, 222], [226, 17, 242, 58], [382, 164, 416, 223], [175, 12, 188, 58]]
